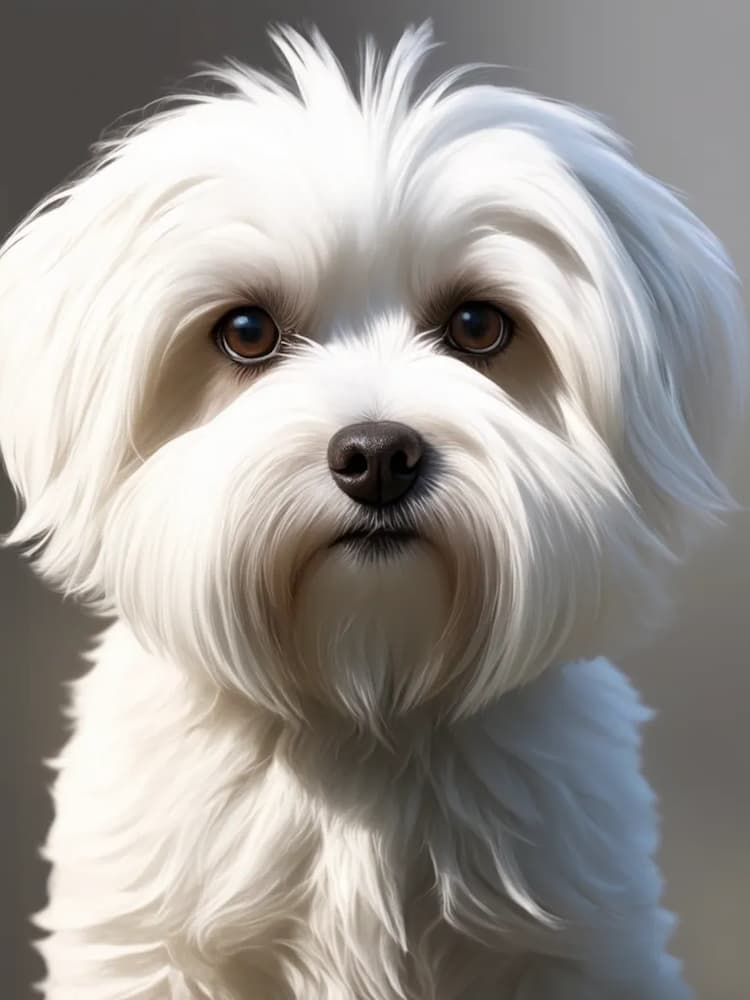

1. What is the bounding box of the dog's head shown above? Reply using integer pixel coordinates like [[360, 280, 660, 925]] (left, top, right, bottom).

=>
[[1, 26, 745, 724]]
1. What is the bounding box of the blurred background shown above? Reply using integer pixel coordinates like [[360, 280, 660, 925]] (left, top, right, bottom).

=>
[[1, 2, 748, 997]]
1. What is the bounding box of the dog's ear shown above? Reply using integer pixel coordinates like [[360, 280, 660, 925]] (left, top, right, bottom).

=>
[[0, 152, 163, 601], [563, 116, 748, 552]]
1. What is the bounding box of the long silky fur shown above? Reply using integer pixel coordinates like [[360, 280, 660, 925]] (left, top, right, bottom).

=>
[[1, 22, 745, 1000]]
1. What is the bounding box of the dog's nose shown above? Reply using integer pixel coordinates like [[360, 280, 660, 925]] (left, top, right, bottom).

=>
[[327, 421, 424, 506]]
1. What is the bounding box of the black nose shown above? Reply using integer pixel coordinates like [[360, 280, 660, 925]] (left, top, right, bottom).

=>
[[327, 421, 424, 506]]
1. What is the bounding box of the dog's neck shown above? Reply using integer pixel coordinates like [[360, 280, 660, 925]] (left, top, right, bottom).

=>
[[218, 687, 515, 819]]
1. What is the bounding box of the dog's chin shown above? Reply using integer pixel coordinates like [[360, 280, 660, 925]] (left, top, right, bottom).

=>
[[292, 534, 451, 713], [299, 531, 447, 632]]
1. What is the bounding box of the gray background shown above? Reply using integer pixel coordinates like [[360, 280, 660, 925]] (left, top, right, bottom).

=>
[[1, 2, 748, 998]]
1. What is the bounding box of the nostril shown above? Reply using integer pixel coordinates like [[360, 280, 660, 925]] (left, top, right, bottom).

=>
[[342, 452, 368, 477], [390, 449, 417, 478]]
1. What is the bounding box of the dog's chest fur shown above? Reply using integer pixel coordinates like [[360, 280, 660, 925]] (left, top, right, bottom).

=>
[[39, 624, 673, 999]]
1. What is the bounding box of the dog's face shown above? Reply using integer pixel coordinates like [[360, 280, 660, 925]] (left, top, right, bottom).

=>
[[0, 27, 745, 723]]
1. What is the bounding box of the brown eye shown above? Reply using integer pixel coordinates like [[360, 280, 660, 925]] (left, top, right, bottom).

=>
[[445, 301, 513, 356], [213, 306, 280, 364]]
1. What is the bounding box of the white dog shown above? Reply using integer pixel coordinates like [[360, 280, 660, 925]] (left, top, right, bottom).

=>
[[1, 24, 745, 1000]]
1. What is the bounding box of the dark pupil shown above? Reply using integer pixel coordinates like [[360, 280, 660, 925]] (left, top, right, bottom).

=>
[[459, 305, 492, 341], [231, 310, 266, 343]]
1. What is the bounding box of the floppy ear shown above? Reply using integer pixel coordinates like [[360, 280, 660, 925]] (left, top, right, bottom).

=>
[[0, 145, 182, 602], [555, 109, 748, 552], [0, 180, 120, 600]]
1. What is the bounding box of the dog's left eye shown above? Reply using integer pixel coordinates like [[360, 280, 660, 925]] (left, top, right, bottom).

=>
[[445, 302, 513, 356], [213, 306, 280, 365]]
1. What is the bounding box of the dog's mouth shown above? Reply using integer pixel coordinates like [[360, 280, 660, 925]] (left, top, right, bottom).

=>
[[331, 525, 419, 559]]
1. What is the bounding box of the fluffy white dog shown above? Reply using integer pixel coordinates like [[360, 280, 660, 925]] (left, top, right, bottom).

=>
[[1, 24, 746, 1000]]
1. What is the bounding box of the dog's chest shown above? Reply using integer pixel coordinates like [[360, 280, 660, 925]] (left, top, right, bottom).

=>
[[45, 642, 674, 999], [177, 739, 547, 1000]]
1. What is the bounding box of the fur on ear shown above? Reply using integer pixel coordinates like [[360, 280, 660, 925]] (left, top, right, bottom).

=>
[[527, 96, 748, 550], [0, 148, 200, 602], [0, 180, 118, 600]]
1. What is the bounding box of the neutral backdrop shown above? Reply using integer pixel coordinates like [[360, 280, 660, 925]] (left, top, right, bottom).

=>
[[2, 2, 748, 998]]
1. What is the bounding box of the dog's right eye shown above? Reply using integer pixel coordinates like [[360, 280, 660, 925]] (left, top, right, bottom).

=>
[[444, 301, 514, 357], [213, 306, 280, 365]]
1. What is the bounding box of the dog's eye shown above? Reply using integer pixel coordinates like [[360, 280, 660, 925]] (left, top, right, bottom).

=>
[[213, 306, 280, 364], [445, 302, 513, 356]]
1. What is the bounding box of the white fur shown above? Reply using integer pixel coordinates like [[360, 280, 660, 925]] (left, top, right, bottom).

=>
[[1, 23, 745, 999]]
